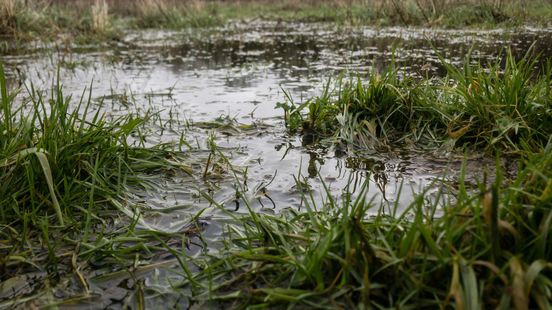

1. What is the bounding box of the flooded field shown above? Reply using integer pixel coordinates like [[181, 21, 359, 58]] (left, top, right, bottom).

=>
[[1, 21, 552, 308]]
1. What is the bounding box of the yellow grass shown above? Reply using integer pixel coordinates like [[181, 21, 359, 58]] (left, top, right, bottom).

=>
[[91, 0, 109, 32]]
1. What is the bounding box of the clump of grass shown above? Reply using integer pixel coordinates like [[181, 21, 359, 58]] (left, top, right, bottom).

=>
[[0, 62, 191, 277], [178, 142, 552, 308], [0, 65, 178, 225], [279, 70, 433, 149], [0, 0, 18, 35], [133, 0, 221, 29], [278, 50, 552, 153], [441, 49, 552, 152]]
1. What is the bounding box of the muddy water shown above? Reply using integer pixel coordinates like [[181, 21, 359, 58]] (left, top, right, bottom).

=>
[[1, 21, 552, 307]]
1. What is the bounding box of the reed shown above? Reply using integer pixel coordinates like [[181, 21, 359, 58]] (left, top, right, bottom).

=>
[[91, 0, 109, 32]]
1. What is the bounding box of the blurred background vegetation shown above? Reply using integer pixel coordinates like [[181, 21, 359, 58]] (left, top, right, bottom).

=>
[[2, 0, 552, 43]]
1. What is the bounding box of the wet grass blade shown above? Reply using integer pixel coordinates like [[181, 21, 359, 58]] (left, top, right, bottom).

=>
[[32, 149, 64, 226]]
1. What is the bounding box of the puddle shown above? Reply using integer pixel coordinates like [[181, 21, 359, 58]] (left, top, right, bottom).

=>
[[1, 21, 551, 307]]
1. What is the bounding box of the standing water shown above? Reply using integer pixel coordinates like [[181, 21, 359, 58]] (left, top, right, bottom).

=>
[[1, 21, 552, 307]]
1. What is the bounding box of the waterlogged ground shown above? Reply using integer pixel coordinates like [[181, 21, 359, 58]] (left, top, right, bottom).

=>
[[1, 21, 552, 307]]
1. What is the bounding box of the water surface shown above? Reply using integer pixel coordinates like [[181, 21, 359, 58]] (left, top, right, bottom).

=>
[[1, 21, 551, 308]]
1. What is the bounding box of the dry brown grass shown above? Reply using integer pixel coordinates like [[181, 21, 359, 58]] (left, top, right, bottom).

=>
[[91, 0, 108, 32], [40, 0, 543, 15], [0, 0, 19, 33], [136, 0, 166, 17], [0, 0, 17, 20], [188, 0, 206, 11]]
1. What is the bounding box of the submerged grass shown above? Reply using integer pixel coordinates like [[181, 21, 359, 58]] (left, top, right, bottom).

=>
[[278, 49, 552, 154]]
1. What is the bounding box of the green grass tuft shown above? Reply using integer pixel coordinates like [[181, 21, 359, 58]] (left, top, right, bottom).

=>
[[0, 62, 191, 274], [278, 50, 552, 153]]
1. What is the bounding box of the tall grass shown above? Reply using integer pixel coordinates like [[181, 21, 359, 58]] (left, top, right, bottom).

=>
[[91, 0, 109, 33], [0, 62, 190, 266], [133, 0, 221, 29], [0, 0, 18, 34], [0, 0, 120, 43], [279, 50, 552, 153]]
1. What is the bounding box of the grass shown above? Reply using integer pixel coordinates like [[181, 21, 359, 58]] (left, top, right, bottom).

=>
[[0, 0, 121, 46], [0, 63, 189, 227], [174, 138, 552, 309], [0, 62, 202, 306], [2, 0, 552, 47], [278, 49, 552, 154], [2, 3, 552, 306], [162, 44, 552, 308]]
